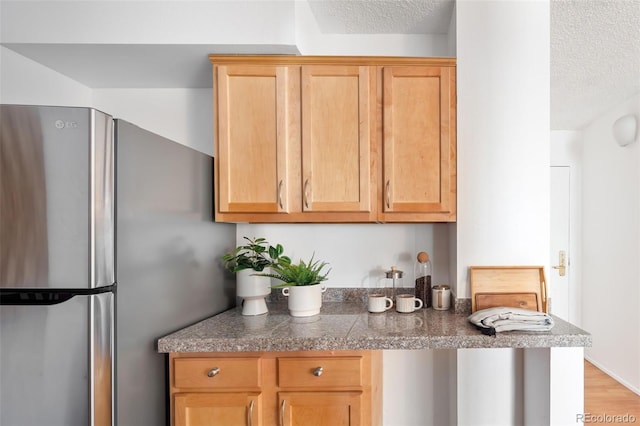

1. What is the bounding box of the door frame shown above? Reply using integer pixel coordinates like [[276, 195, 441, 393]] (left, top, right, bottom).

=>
[[550, 132, 583, 326], [550, 166, 571, 321]]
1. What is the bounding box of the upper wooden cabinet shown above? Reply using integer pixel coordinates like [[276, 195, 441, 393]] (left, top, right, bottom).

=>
[[210, 55, 456, 223], [379, 65, 456, 222], [301, 65, 374, 215], [216, 64, 298, 215]]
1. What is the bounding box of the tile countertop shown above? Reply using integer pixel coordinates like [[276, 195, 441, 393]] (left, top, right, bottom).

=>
[[157, 302, 591, 353]]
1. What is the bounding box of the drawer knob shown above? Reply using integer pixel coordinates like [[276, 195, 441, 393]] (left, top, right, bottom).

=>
[[313, 366, 323, 377], [207, 367, 220, 377]]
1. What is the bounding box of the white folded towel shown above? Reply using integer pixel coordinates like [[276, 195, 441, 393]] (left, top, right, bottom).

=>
[[468, 306, 555, 335]]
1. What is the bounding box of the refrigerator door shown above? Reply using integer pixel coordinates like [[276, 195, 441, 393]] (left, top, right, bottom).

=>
[[0, 291, 114, 426], [0, 105, 114, 290], [115, 120, 236, 426]]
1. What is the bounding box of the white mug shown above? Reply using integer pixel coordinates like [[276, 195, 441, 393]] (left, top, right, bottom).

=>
[[395, 294, 423, 313], [368, 293, 393, 313]]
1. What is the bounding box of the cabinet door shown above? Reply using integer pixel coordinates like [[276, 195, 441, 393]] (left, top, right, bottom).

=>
[[301, 66, 374, 214], [381, 66, 456, 221], [215, 65, 299, 216], [279, 392, 362, 426], [174, 392, 261, 426]]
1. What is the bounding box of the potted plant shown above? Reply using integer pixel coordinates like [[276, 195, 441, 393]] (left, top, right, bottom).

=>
[[260, 254, 331, 317], [222, 237, 290, 316]]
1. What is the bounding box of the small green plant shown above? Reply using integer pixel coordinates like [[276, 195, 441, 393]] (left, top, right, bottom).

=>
[[222, 237, 291, 273], [260, 254, 331, 287]]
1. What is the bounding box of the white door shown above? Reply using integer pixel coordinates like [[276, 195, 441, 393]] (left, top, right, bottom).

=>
[[550, 166, 570, 320]]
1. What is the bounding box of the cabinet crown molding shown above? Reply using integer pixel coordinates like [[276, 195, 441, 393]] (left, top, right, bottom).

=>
[[209, 54, 456, 67]]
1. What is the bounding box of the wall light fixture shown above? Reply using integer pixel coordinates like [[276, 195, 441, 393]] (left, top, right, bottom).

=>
[[612, 114, 638, 147]]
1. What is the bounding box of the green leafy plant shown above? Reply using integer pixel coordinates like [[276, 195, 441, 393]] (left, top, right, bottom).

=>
[[259, 254, 331, 287], [222, 237, 291, 273]]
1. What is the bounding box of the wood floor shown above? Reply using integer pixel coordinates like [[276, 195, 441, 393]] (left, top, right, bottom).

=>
[[584, 360, 640, 424]]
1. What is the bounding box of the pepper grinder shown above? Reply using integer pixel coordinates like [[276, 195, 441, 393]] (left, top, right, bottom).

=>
[[385, 266, 403, 301]]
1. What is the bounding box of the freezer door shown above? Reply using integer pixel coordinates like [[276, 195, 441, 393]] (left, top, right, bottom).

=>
[[0, 291, 114, 426], [0, 105, 114, 289]]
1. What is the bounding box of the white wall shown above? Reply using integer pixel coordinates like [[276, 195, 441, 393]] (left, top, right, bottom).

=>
[[238, 223, 450, 290], [455, 1, 551, 424], [93, 89, 213, 155], [456, 1, 551, 298], [1, 1, 296, 45], [1, 0, 299, 151], [582, 94, 640, 394], [0, 50, 213, 153], [383, 349, 455, 425], [0, 47, 91, 107]]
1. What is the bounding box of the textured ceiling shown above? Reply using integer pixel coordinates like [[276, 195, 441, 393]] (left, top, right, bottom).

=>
[[308, 0, 454, 34], [551, 0, 640, 129]]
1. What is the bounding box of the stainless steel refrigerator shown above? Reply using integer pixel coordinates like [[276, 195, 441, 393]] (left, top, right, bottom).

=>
[[0, 104, 236, 425]]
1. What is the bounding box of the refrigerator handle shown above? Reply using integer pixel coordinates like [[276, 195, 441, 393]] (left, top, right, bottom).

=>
[[90, 290, 114, 426], [91, 111, 115, 289]]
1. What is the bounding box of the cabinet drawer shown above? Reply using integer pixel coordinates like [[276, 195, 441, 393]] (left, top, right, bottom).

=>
[[174, 357, 260, 389], [278, 357, 363, 388]]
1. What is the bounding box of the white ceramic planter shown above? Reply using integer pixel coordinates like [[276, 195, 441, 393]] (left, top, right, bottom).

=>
[[236, 268, 271, 316], [282, 284, 327, 317]]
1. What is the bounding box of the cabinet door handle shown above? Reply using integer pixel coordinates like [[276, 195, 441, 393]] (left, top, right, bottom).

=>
[[313, 366, 323, 377], [278, 180, 284, 210], [280, 399, 286, 426], [386, 180, 391, 209], [303, 179, 310, 209], [207, 367, 220, 377], [247, 399, 254, 426]]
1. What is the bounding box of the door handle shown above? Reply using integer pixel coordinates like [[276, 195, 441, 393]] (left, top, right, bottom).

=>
[[280, 399, 286, 426], [552, 250, 567, 276], [248, 399, 254, 426], [385, 180, 391, 209]]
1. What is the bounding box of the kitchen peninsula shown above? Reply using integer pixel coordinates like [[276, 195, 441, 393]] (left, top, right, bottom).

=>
[[158, 302, 590, 353], [158, 300, 590, 425]]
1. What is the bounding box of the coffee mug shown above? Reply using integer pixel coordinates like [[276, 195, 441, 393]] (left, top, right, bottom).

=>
[[368, 293, 393, 313], [395, 294, 423, 313]]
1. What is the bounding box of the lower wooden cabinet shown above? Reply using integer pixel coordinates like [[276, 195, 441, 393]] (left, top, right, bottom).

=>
[[175, 393, 261, 426], [169, 350, 381, 426], [279, 391, 362, 426]]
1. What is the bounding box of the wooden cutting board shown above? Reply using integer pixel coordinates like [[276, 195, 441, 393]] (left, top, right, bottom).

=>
[[469, 266, 548, 313]]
